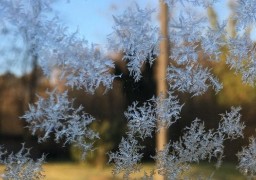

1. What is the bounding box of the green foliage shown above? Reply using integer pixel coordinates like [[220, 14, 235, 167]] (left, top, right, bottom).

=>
[[213, 49, 256, 106], [70, 119, 124, 168]]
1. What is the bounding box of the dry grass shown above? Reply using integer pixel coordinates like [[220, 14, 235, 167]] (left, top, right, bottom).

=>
[[42, 162, 246, 180], [43, 163, 152, 180], [0, 162, 247, 179]]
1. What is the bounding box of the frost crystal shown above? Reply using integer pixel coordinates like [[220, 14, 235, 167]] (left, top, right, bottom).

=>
[[154, 109, 244, 179], [0, 0, 53, 56], [186, 0, 220, 8], [111, 91, 183, 177], [176, 119, 225, 163], [168, 65, 222, 96], [125, 101, 156, 139], [152, 91, 183, 129], [233, 0, 256, 30], [218, 106, 245, 139], [124, 91, 183, 139], [163, 0, 219, 8], [38, 21, 116, 94], [108, 137, 143, 179], [154, 118, 224, 179], [167, 7, 223, 96], [237, 137, 256, 177], [171, 45, 198, 65], [201, 22, 227, 60], [0, 144, 45, 180], [108, 3, 159, 81], [61, 45, 116, 94], [170, 11, 206, 44], [21, 90, 98, 158], [1, 0, 116, 94], [2, 0, 256, 179], [227, 34, 256, 85], [154, 142, 190, 179]]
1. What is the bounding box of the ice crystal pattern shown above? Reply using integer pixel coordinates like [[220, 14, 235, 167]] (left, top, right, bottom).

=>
[[237, 137, 256, 177], [108, 3, 159, 81], [0, 0, 116, 94], [163, 0, 220, 8], [154, 107, 244, 179], [0, 144, 45, 180], [1, 0, 256, 179], [110, 91, 183, 178], [125, 91, 183, 139], [234, 0, 256, 30], [125, 101, 156, 139], [167, 65, 222, 96], [21, 90, 98, 159], [108, 137, 143, 179]]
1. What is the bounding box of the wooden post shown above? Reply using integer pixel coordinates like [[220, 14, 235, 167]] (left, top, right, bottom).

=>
[[155, 1, 169, 179]]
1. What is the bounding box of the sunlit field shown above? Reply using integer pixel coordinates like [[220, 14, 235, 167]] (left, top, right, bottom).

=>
[[0, 162, 247, 179], [0, 162, 245, 180]]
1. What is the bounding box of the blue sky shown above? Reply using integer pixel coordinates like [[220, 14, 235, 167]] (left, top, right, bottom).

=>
[[52, 0, 159, 45], [53, 0, 230, 45], [0, 0, 231, 76]]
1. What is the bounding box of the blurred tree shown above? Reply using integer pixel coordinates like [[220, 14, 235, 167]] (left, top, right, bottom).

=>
[[214, 54, 256, 106], [208, 3, 256, 107], [69, 78, 126, 167]]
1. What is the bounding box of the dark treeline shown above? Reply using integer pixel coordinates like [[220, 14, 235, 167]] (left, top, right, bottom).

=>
[[0, 56, 256, 164]]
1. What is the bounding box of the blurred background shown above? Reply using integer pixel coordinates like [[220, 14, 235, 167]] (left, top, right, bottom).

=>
[[0, 0, 255, 179]]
